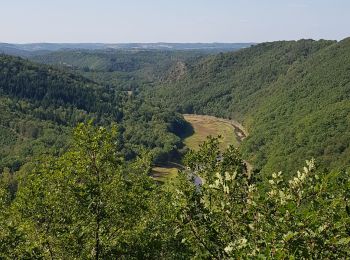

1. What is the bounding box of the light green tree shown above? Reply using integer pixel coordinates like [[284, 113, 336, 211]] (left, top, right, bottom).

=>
[[11, 123, 161, 259], [172, 137, 350, 258]]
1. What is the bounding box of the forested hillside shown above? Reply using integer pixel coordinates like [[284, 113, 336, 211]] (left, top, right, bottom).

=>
[[243, 38, 350, 173], [30, 50, 206, 90], [0, 55, 188, 171], [149, 39, 350, 174], [0, 55, 120, 116]]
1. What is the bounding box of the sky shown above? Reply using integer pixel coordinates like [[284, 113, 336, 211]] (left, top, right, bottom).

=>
[[1, 0, 349, 43]]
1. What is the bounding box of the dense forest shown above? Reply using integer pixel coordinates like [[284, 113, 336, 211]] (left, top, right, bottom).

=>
[[0, 54, 189, 171], [0, 37, 350, 258], [149, 38, 350, 175], [29, 49, 207, 92]]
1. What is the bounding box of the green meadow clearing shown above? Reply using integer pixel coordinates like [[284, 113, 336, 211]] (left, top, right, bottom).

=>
[[183, 114, 244, 150], [152, 114, 246, 181], [151, 165, 178, 183]]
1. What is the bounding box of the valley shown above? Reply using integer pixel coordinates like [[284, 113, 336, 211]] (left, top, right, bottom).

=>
[[2, 38, 350, 176], [0, 37, 349, 258], [1, 1, 350, 257]]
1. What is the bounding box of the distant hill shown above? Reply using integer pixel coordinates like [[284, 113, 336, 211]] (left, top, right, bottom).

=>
[[0, 42, 254, 57], [30, 49, 204, 73], [28, 49, 208, 91], [149, 38, 350, 174]]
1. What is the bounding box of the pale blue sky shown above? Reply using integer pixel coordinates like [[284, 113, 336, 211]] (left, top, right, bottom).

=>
[[1, 0, 349, 43]]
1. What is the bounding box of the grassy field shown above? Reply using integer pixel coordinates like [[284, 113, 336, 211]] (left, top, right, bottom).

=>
[[183, 114, 241, 151], [151, 165, 179, 183], [152, 114, 246, 182]]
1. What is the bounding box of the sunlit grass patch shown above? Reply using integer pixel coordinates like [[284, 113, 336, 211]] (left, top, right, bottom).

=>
[[151, 166, 178, 182], [183, 114, 239, 151]]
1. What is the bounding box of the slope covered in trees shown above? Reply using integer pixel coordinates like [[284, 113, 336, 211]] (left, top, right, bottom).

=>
[[0, 55, 120, 116], [243, 38, 350, 173], [0, 55, 188, 171], [150, 40, 334, 118], [30, 50, 207, 90], [149, 39, 350, 175]]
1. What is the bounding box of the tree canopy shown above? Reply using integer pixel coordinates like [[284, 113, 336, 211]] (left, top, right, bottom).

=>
[[1, 124, 349, 258]]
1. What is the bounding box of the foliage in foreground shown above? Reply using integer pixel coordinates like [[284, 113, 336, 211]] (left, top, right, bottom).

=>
[[0, 125, 349, 259], [0, 123, 185, 259], [173, 137, 350, 258]]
